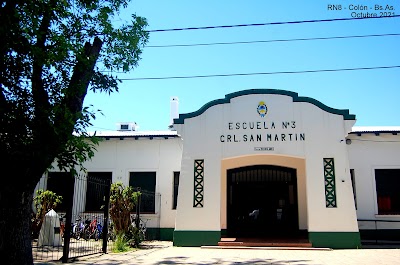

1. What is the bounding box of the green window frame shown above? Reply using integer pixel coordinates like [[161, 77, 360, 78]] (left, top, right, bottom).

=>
[[324, 158, 337, 208], [193, 160, 204, 208]]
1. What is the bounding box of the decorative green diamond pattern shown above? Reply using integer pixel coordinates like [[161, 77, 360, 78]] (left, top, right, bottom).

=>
[[193, 159, 204, 208], [324, 158, 337, 208]]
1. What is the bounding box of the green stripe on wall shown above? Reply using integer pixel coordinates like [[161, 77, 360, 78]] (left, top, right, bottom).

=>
[[221, 229, 227, 237], [173, 230, 221, 246], [309, 232, 361, 249], [160, 228, 174, 241]]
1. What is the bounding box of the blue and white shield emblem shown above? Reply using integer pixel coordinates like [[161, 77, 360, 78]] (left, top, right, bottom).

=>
[[257, 101, 268, 117]]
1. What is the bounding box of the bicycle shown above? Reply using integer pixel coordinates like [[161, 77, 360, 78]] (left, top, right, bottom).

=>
[[130, 215, 148, 241], [71, 215, 84, 240], [83, 215, 100, 241], [59, 213, 66, 238], [107, 220, 116, 241]]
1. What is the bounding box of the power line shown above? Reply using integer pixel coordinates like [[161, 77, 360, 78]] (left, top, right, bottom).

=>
[[147, 16, 400, 33], [120, 65, 400, 81], [146, 33, 400, 48]]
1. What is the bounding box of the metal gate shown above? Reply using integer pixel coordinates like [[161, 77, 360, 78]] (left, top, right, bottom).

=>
[[32, 172, 112, 263], [227, 165, 299, 238]]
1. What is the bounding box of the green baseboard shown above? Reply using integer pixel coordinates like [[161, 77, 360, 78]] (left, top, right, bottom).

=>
[[145, 228, 159, 240], [145, 228, 174, 241], [173, 230, 221, 246], [159, 228, 174, 241], [221, 229, 227, 237], [309, 232, 361, 249]]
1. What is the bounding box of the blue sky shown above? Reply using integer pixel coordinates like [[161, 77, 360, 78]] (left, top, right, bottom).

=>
[[85, 0, 400, 132]]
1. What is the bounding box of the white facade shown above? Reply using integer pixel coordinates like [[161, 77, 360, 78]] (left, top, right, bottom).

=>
[[347, 127, 400, 233], [42, 89, 400, 248], [82, 131, 182, 230]]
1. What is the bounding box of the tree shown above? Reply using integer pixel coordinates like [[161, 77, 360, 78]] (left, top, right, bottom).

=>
[[108, 182, 142, 248], [0, 1, 148, 264], [31, 189, 63, 239]]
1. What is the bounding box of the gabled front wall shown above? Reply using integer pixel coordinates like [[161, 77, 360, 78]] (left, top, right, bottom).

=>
[[174, 89, 360, 248]]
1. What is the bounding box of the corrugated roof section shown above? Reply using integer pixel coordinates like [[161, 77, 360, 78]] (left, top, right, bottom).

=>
[[351, 126, 400, 134], [88, 130, 179, 138]]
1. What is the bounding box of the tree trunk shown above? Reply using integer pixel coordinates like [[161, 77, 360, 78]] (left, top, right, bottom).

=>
[[0, 182, 35, 265]]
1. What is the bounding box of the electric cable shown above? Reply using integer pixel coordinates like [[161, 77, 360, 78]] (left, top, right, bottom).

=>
[[147, 15, 400, 33], [146, 33, 400, 48], [119, 65, 400, 81]]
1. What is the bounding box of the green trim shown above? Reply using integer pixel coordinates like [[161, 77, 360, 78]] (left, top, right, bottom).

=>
[[173, 230, 221, 246], [174, 89, 356, 124], [193, 160, 204, 208], [221, 229, 228, 237], [145, 228, 159, 240], [323, 158, 337, 208], [309, 232, 361, 249], [159, 228, 174, 241]]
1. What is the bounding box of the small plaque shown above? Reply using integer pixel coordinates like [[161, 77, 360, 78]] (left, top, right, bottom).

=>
[[254, 147, 274, 151]]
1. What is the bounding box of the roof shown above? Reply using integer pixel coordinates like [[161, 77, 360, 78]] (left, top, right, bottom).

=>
[[87, 130, 179, 138], [350, 126, 400, 135]]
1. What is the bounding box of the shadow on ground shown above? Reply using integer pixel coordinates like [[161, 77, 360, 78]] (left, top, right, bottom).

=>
[[152, 256, 316, 265]]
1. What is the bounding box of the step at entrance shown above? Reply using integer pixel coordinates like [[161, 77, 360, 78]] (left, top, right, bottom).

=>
[[218, 237, 312, 248]]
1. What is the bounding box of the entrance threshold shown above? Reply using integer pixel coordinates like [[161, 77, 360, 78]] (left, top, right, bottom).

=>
[[217, 237, 315, 248]]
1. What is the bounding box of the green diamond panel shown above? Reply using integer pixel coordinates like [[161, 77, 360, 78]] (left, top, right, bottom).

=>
[[193, 159, 204, 207], [324, 158, 337, 208]]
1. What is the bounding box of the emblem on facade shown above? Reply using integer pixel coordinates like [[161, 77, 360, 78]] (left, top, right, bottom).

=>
[[257, 101, 268, 117]]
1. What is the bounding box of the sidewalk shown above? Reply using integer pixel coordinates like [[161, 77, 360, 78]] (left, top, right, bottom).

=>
[[35, 241, 400, 265]]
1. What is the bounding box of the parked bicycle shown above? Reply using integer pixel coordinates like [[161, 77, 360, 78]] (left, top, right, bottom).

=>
[[107, 220, 116, 241], [130, 215, 148, 241], [71, 215, 85, 240], [84, 215, 101, 241], [59, 213, 66, 238]]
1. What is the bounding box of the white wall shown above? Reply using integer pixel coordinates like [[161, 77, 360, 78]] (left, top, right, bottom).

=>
[[348, 132, 400, 228], [44, 136, 183, 229], [175, 92, 359, 233]]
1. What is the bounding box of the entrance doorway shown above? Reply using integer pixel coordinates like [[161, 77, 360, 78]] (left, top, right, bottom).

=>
[[227, 165, 299, 238]]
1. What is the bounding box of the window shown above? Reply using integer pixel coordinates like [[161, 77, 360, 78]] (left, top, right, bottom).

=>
[[173, 172, 180, 210], [46, 172, 72, 212], [375, 169, 400, 215], [85, 172, 112, 212], [350, 169, 357, 209], [129, 172, 156, 213], [120, 124, 129, 130]]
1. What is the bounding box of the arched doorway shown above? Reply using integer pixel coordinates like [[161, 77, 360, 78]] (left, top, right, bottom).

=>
[[227, 165, 299, 238]]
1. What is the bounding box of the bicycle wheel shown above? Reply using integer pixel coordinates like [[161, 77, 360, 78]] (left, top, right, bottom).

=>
[[94, 228, 100, 241], [84, 228, 90, 241]]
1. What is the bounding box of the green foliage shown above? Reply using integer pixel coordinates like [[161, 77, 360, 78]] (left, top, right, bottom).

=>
[[109, 182, 140, 234], [0, 0, 149, 173], [125, 225, 145, 248], [112, 232, 132, 253], [0, 1, 148, 262], [31, 189, 63, 239]]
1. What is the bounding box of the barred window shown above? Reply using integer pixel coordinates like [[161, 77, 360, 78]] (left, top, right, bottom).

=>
[[375, 169, 400, 215], [129, 172, 156, 213], [173, 172, 180, 210]]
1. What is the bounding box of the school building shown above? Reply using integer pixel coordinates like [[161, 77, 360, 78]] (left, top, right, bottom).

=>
[[46, 89, 400, 249]]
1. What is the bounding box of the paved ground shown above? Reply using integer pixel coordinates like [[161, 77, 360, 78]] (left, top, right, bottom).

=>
[[35, 241, 400, 265]]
